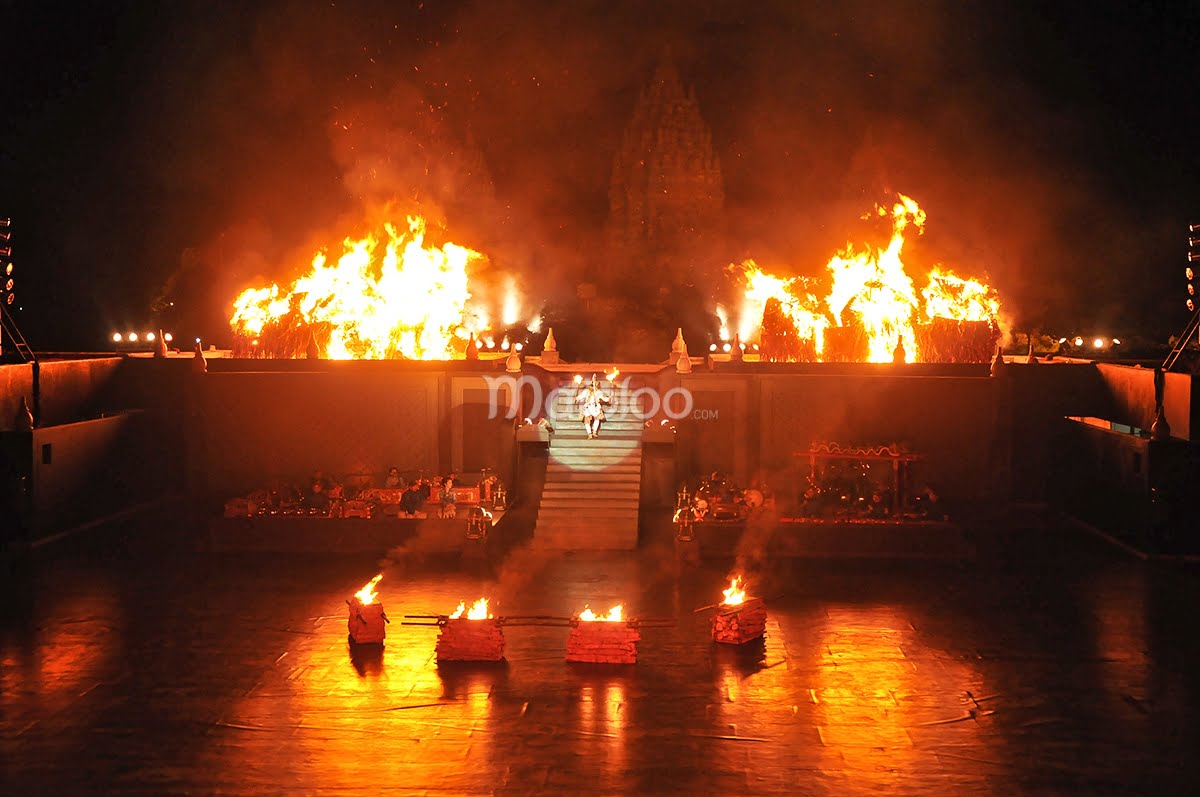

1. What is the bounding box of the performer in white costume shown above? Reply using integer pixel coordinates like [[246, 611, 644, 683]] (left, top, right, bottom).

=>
[[575, 374, 611, 439]]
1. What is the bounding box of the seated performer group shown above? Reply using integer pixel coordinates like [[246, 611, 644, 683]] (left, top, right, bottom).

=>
[[575, 374, 612, 439]]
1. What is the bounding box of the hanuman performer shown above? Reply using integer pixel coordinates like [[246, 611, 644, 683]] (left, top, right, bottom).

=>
[[575, 374, 611, 439]]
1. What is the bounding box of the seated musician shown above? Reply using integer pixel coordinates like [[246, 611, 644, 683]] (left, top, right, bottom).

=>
[[305, 480, 332, 513], [384, 467, 405, 489], [399, 483, 424, 516]]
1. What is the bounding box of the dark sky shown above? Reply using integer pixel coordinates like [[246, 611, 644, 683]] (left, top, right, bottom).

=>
[[2, 0, 1198, 350]]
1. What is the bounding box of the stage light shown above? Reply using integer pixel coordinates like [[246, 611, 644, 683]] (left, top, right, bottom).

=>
[[112, 332, 122, 343], [128, 332, 138, 342], [195, 337, 201, 343], [514, 342, 523, 352], [722, 343, 731, 352], [1112, 338, 1121, 345], [146, 332, 156, 342], [1058, 337, 1067, 344], [709, 343, 717, 352], [1074, 336, 1083, 347], [164, 332, 173, 342], [1093, 338, 1104, 349]]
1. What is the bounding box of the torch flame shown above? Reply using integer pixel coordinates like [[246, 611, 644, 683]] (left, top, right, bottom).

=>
[[732, 195, 1002, 363], [355, 574, 383, 606], [449, 598, 492, 620], [722, 576, 746, 606], [231, 216, 488, 360], [578, 604, 624, 622]]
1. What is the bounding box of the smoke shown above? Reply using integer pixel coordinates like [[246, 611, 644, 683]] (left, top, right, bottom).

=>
[[133, 0, 1196, 347]]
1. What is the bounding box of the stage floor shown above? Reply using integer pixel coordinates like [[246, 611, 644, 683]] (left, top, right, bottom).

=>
[[4, 509, 1199, 795]]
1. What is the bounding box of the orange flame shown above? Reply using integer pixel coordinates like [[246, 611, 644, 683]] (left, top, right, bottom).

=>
[[722, 577, 746, 606], [578, 604, 624, 622], [733, 195, 1001, 363], [449, 598, 492, 620], [354, 574, 383, 606], [230, 216, 487, 360]]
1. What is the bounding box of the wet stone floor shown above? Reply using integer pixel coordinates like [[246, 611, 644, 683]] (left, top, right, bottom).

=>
[[3, 513, 1200, 796]]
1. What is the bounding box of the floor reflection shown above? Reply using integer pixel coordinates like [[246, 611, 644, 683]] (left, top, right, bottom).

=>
[[813, 605, 986, 789], [571, 672, 630, 788]]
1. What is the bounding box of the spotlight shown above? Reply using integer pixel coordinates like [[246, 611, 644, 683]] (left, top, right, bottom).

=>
[[128, 332, 138, 342], [164, 332, 173, 342], [1092, 338, 1103, 349], [146, 332, 156, 342], [722, 343, 731, 352], [1112, 338, 1121, 345], [709, 344, 717, 352], [1058, 338, 1067, 344], [112, 332, 122, 343], [195, 337, 201, 344], [514, 342, 523, 352], [1073, 337, 1083, 347]]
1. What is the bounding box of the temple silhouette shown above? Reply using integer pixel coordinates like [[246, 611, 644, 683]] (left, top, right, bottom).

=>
[[605, 56, 725, 293]]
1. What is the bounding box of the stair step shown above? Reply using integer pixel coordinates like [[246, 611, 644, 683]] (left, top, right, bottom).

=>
[[542, 484, 640, 495], [536, 512, 639, 523], [545, 457, 642, 466], [551, 437, 641, 447], [540, 499, 640, 508], [545, 469, 641, 479], [548, 453, 642, 460]]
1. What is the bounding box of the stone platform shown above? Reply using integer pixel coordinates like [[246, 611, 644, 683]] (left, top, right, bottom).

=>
[[693, 517, 974, 560], [205, 515, 485, 554]]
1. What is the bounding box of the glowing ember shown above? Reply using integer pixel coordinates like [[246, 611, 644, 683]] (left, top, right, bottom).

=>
[[732, 195, 1002, 363], [722, 576, 746, 606], [578, 604, 624, 622], [231, 216, 489, 360], [355, 574, 383, 605], [449, 598, 492, 620]]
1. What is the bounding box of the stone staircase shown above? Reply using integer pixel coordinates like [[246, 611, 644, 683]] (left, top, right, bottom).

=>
[[532, 377, 644, 550]]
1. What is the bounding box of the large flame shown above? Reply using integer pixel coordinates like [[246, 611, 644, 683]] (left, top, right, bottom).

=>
[[354, 574, 383, 606], [733, 195, 1001, 363], [449, 598, 492, 620], [578, 604, 624, 622], [722, 576, 746, 606], [231, 216, 487, 360]]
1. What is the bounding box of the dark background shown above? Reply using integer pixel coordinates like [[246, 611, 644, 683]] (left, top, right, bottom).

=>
[[2, 0, 1198, 350]]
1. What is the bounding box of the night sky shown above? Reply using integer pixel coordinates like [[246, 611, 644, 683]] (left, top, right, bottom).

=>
[[2, 0, 1198, 351]]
